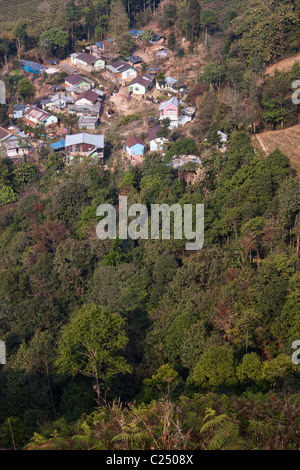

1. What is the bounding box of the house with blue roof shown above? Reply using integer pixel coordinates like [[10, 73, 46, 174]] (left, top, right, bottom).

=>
[[20, 60, 46, 75]]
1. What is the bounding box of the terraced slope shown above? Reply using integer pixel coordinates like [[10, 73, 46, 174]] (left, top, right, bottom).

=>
[[0, 0, 63, 28]]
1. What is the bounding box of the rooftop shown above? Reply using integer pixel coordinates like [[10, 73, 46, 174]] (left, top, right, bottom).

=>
[[124, 136, 145, 148], [65, 133, 104, 148]]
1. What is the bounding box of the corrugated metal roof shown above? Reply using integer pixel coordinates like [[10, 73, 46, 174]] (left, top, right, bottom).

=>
[[65, 133, 104, 148], [159, 97, 178, 111]]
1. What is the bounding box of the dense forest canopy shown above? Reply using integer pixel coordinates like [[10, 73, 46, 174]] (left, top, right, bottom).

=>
[[0, 0, 299, 451]]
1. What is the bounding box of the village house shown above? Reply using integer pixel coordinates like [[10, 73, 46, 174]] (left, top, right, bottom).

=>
[[65, 133, 105, 163], [128, 74, 155, 95], [13, 104, 27, 119], [123, 136, 145, 164], [0, 126, 32, 163], [148, 125, 168, 152], [178, 102, 196, 126], [41, 93, 70, 111], [1, 136, 32, 163], [129, 29, 143, 40], [75, 89, 101, 107], [78, 116, 99, 130], [19, 60, 46, 75], [69, 101, 101, 117], [159, 97, 178, 128], [126, 55, 143, 69], [106, 60, 137, 84], [64, 74, 95, 90], [156, 76, 185, 93], [24, 106, 58, 128], [71, 52, 105, 71]]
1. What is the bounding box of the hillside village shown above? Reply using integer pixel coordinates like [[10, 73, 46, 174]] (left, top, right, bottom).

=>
[[0, 0, 300, 452], [0, 28, 203, 175]]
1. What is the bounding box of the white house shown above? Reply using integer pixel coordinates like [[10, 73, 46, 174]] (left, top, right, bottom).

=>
[[71, 52, 105, 71], [148, 125, 168, 152], [75, 90, 101, 107], [128, 75, 155, 95], [106, 60, 137, 83]]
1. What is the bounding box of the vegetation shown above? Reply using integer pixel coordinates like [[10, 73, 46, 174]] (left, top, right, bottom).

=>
[[0, 0, 299, 452]]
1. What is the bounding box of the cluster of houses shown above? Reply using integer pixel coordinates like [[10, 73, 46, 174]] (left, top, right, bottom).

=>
[[2, 28, 202, 167]]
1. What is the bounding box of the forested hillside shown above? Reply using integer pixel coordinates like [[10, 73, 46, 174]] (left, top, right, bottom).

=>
[[0, 0, 299, 451]]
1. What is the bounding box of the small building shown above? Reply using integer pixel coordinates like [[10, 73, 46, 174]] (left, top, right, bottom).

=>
[[129, 29, 143, 40], [156, 76, 186, 94], [106, 60, 137, 83], [24, 106, 58, 128], [126, 55, 143, 68], [124, 136, 145, 164], [13, 104, 28, 119], [159, 97, 178, 128], [20, 60, 46, 75], [45, 67, 59, 76], [69, 102, 101, 117], [59, 63, 78, 75], [148, 125, 168, 152], [78, 116, 99, 130], [64, 74, 95, 90], [41, 93, 70, 111], [148, 34, 165, 45], [1, 136, 32, 163], [65, 133, 105, 163], [71, 52, 105, 71], [75, 90, 101, 107], [178, 102, 196, 126], [128, 74, 154, 95]]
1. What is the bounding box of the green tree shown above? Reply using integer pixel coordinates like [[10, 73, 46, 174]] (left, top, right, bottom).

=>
[[13, 162, 39, 188], [17, 77, 35, 102], [39, 29, 69, 59], [236, 353, 262, 385], [0, 185, 18, 205], [56, 304, 131, 395], [192, 346, 236, 389], [167, 31, 176, 50]]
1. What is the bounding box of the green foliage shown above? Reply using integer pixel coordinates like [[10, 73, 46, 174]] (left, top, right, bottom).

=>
[[192, 346, 236, 389], [17, 77, 35, 101], [13, 162, 39, 188], [0, 185, 18, 205], [56, 304, 131, 385], [39, 28, 69, 59]]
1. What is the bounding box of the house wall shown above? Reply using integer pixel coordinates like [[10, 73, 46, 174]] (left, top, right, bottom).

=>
[[126, 143, 144, 156], [129, 83, 146, 95], [76, 98, 94, 107], [7, 147, 29, 158], [121, 69, 137, 80], [44, 116, 58, 126], [66, 143, 103, 157], [150, 139, 164, 152], [13, 111, 24, 119], [65, 80, 92, 90]]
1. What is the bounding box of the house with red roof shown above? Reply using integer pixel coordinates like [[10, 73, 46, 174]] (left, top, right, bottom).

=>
[[123, 136, 145, 164]]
